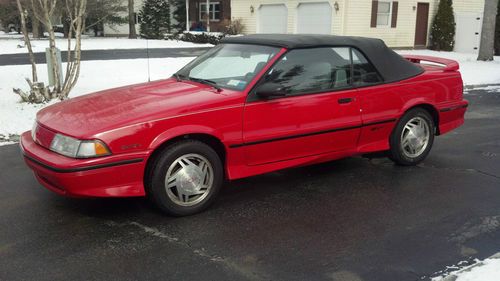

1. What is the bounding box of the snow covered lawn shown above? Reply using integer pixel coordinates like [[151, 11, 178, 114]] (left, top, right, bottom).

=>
[[1, 48, 500, 143], [0, 57, 194, 141], [0, 37, 212, 55], [433, 253, 500, 281], [397, 50, 500, 86]]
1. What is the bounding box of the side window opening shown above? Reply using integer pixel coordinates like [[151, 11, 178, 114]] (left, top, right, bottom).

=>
[[351, 48, 382, 86], [262, 47, 353, 96], [330, 47, 352, 89]]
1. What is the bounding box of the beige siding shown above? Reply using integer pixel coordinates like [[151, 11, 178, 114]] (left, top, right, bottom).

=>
[[343, 0, 437, 47], [453, 0, 484, 14]]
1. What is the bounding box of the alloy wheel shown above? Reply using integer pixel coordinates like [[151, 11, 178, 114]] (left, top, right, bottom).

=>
[[400, 116, 430, 158], [164, 153, 214, 207]]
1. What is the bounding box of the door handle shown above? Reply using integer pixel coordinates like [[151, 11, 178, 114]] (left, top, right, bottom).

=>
[[338, 97, 354, 104]]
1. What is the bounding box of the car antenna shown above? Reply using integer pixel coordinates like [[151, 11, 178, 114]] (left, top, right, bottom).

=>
[[146, 38, 151, 82]]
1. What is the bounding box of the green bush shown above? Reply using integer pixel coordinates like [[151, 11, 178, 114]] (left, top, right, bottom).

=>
[[166, 32, 225, 45], [139, 0, 171, 39], [430, 0, 456, 51]]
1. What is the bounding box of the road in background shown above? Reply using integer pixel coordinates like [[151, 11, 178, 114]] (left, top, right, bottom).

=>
[[0, 47, 210, 66]]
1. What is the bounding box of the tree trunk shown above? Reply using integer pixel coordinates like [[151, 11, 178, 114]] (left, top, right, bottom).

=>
[[32, 16, 41, 38], [128, 0, 137, 38], [63, 10, 72, 38], [15, 0, 37, 82], [59, 0, 87, 99], [495, 0, 500, 55], [477, 0, 499, 61]]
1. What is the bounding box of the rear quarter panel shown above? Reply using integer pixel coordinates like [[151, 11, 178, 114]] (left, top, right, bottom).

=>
[[357, 69, 465, 152]]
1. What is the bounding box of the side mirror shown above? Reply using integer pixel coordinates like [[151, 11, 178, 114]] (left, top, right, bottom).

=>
[[255, 82, 287, 99]]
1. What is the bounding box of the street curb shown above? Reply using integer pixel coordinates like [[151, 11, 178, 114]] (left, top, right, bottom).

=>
[[465, 83, 500, 90]]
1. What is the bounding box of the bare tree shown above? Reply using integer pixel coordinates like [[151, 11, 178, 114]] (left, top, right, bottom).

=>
[[477, 0, 499, 61], [128, 0, 137, 38], [31, 15, 42, 38], [86, 0, 127, 36], [61, 0, 87, 97], [15, 0, 37, 82], [13, 0, 87, 103]]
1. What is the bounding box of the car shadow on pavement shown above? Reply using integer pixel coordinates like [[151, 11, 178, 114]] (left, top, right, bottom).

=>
[[46, 156, 383, 220]]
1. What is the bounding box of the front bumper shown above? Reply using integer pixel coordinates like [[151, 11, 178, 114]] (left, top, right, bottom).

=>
[[20, 131, 147, 197]]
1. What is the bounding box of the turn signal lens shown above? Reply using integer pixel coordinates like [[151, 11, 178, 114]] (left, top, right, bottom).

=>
[[77, 140, 111, 158], [94, 142, 109, 155]]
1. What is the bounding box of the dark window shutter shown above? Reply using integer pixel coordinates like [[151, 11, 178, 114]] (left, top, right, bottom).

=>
[[371, 1, 379, 28], [391, 2, 398, 28]]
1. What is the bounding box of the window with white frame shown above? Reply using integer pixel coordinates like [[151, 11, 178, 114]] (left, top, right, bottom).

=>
[[199, 2, 221, 21], [377, 1, 392, 27]]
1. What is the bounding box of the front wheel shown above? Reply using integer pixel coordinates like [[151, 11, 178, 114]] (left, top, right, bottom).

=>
[[148, 140, 223, 216], [388, 108, 435, 166]]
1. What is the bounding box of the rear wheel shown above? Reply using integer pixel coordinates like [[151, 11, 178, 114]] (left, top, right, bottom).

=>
[[148, 140, 223, 216], [388, 108, 435, 166]]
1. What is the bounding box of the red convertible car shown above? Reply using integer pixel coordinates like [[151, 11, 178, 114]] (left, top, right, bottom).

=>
[[21, 34, 468, 216]]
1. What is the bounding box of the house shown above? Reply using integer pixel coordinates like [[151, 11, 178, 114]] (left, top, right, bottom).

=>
[[186, 0, 232, 32], [230, 0, 485, 53], [103, 0, 145, 36], [103, 0, 231, 36]]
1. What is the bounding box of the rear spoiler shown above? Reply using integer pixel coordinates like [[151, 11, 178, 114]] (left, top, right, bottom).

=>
[[402, 55, 460, 72]]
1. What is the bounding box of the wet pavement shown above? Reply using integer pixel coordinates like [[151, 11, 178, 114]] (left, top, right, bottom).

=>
[[1, 89, 499, 281]]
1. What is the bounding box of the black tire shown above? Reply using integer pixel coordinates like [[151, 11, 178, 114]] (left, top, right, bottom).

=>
[[148, 140, 223, 216], [388, 108, 435, 166]]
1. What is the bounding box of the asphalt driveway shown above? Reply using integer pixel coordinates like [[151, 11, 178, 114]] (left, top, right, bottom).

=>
[[1, 90, 500, 281]]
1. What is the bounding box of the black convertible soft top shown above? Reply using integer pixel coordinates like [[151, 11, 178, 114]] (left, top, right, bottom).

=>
[[221, 34, 424, 83]]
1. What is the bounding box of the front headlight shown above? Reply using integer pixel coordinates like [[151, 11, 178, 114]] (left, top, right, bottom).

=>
[[50, 133, 111, 158]]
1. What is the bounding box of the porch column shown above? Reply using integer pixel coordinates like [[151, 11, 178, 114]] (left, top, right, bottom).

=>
[[186, 0, 190, 31], [206, 0, 210, 32]]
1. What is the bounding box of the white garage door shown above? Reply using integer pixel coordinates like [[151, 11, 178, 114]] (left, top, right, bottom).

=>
[[454, 13, 482, 54], [297, 2, 332, 34], [258, 4, 287, 33]]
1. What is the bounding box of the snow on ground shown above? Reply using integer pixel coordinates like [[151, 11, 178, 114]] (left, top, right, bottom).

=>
[[397, 50, 500, 86], [0, 141, 16, 147], [0, 37, 212, 55], [0, 57, 194, 138], [432, 253, 500, 281], [1, 48, 500, 141]]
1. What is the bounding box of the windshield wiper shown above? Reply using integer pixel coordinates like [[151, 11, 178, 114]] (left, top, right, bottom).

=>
[[188, 77, 222, 91], [172, 73, 185, 82]]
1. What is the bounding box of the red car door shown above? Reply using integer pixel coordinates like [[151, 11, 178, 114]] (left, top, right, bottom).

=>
[[349, 48, 400, 152], [241, 47, 362, 166]]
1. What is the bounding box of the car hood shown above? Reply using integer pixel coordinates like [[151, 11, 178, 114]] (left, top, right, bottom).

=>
[[37, 79, 242, 138]]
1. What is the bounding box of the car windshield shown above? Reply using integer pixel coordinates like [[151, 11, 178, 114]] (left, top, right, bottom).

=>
[[175, 44, 280, 91]]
